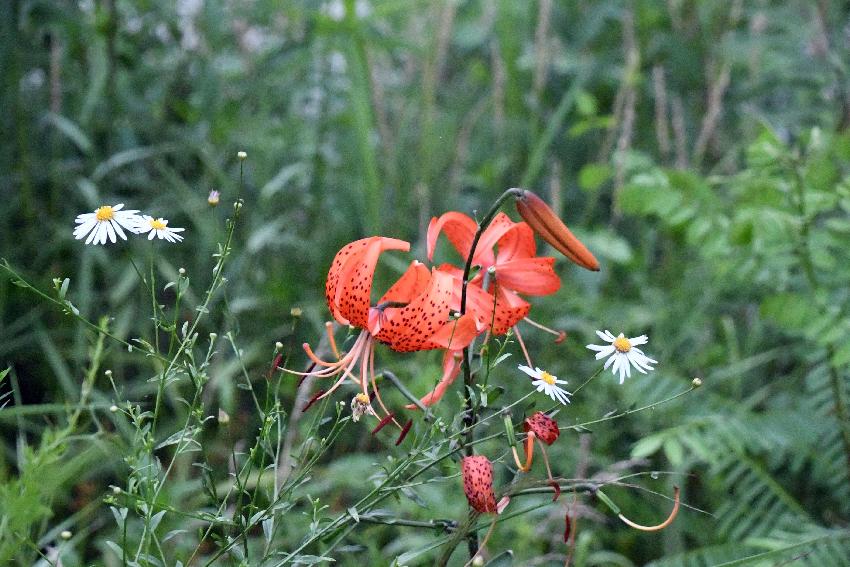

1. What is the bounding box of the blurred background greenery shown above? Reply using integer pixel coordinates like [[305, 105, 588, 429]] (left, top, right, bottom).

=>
[[3, 0, 850, 565]]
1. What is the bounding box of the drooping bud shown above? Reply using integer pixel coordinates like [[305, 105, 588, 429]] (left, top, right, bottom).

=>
[[461, 455, 498, 513], [514, 189, 599, 271], [523, 412, 560, 445]]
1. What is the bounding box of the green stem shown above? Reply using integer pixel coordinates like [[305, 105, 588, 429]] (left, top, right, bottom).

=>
[[457, 188, 523, 558]]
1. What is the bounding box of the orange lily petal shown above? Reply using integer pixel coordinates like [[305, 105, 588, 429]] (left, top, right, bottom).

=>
[[404, 350, 463, 409], [490, 287, 531, 335], [427, 212, 495, 266], [420, 313, 480, 351], [374, 268, 454, 352], [474, 212, 520, 262], [493, 257, 561, 296], [326, 237, 409, 328], [495, 221, 536, 263], [377, 260, 430, 305]]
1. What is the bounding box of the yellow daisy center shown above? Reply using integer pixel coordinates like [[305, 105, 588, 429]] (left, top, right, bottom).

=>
[[150, 218, 167, 230], [540, 371, 556, 385], [355, 393, 370, 404], [95, 206, 114, 221], [613, 336, 631, 353]]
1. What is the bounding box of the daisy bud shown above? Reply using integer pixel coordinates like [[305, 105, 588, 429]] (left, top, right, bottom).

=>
[[105, 369, 112, 377], [237, 151, 247, 160], [207, 190, 220, 206], [692, 377, 703, 388], [461, 455, 498, 513], [178, 267, 186, 276], [523, 412, 560, 445], [60, 530, 72, 540], [514, 189, 599, 271], [472, 555, 485, 567], [290, 307, 303, 318], [275, 341, 284, 350], [112, 486, 121, 494], [109, 405, 118, 413], [209, 332, 217, 341]]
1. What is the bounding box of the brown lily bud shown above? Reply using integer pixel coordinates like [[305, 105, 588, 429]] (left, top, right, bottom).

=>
[[523, 412, 560, 445], [514, 189, 600, 271]]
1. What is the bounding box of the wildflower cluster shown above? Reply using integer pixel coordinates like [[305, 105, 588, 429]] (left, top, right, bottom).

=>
[[289, 187, 667, 560], [74, 203, 185, 245]]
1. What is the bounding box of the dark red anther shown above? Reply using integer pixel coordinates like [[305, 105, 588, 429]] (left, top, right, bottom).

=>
[[549, 480, 562, 502], [267, 353, 283, 379], [371, 412, 396, 435], [395, 419, 413, 445], [296, 363, 318, 388], [302, 389, 326, 412]]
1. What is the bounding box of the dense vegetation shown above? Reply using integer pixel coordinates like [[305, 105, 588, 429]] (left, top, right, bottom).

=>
[[3, 1, 850, 565]]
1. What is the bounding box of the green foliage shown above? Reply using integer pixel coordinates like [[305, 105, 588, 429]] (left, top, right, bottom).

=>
[[3, 0, 850, 565]]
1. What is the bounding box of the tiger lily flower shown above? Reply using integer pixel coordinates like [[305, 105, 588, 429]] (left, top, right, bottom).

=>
[[428, 211, 561, 335], [285, 237, 479, 419]]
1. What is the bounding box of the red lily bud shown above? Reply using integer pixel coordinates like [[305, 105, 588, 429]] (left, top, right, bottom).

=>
[[514, 189, 599, 271], [523, 412, 560, 446], [461, 455, 498, 513]]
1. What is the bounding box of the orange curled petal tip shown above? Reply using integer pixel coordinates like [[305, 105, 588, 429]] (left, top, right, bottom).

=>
[[514, 189, 600, 271]]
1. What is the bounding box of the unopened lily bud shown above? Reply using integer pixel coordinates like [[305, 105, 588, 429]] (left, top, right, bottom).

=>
[[461, 455, 498, 513], [514, 189, 600, 271]]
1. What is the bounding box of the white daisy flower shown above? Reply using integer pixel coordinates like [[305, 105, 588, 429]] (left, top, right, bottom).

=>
[[586, 330, 657, 384], [519, 365, 571, 405], [137, 215, 185, 243], [73, 204, 143, 245]]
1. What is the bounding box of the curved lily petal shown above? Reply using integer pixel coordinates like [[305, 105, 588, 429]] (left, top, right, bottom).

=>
[[427, 212, 485, 263], [404, 350, 463, 409], [325, 237, 409, 328], [493, 257, 561, 296], [495, 221, 536, 263], [374, 268, 454, 352]]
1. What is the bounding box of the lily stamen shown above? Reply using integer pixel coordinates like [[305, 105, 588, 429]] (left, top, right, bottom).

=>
[[521, 316, 567, 344], [512, 325, 534, 368], [325, 321, 341, 360]]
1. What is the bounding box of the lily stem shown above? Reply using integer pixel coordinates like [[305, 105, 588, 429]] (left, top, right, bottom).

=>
[[458, 188, 524, 558]]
